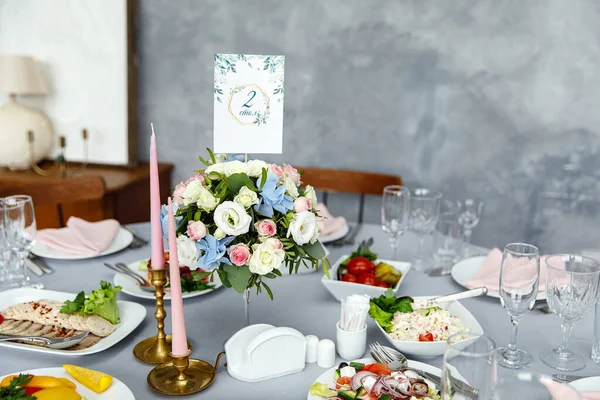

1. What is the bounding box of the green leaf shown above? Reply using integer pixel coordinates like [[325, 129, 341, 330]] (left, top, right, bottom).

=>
[[192, 270, 212, 281], [265, 272, 277, 279], [262, 281, 274, 300], [303, 240, 326, 259], [207, 148, 216, 164], [198, 155, 210, 166], [322, 258, 331, 279], [260, 168, 268, 189], [207, 172, 222, 181], [227, 173, 256, 197], [272, 269, 282, 277], [60, 291, 85, 314], [217, 268, 231, 288], [223, 264, 253, 294], [193, 210, 201, 221]]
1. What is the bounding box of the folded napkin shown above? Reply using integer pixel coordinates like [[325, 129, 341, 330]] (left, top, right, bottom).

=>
[[316, 203, 347, 236], [583, 393, 600, 400], [37, 217, 120, 255], [463, 248, 554, 293], [541, 377, 583, 399]]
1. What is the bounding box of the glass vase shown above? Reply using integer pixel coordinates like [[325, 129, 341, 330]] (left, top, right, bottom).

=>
[[243, 288, 250, 327]]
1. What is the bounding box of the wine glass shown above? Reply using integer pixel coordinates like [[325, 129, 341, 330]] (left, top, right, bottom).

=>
[[441, 332, 497, 400], [0, 198, 9, 286], [540, 254, 600, 371], [409, 188, 442, 271], [381, 185, 410, 260], [458, 199, 484, 257], [497, 243, 540, 369], [2, 195, 42, 289], [493, 372, 582, 399]]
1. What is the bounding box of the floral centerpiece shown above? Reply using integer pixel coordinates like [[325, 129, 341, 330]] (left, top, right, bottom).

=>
[[161, 150, 330, 299]]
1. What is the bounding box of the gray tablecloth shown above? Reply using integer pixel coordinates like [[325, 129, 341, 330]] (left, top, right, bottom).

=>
[[1, 223, 599, 399]]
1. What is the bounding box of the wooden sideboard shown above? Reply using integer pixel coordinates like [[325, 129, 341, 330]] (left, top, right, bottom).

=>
[[0, 163, 173, 229]]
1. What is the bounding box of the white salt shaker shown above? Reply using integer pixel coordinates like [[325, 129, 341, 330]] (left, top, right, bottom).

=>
[[305, 335, 319, 363], [317, 339, 336, 368]]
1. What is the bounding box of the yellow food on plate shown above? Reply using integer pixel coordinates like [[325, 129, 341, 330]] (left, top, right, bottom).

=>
[[0, 375, 67, 389], [63, 364, 113, 393], [33, 386, 82, 400], [58, 377, 77, 390]]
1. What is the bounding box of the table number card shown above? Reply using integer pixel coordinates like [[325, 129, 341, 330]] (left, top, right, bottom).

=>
[[214, 54, 285, 154]]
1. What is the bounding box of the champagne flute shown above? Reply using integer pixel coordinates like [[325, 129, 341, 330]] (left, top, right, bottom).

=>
[[409, 188, 442, 271], [2, 195, 42, 289], [497, 243, 539, 369], [540, 254, 600, 371], [458, 198, 484, 257], [441, 332, 497, 400], [381, 185, 410, 260]]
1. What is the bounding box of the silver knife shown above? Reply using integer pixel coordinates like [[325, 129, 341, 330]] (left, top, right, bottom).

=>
[[553, 374, 588, 383], [25, 258, 44, 277], [28, 254, 53, 274]]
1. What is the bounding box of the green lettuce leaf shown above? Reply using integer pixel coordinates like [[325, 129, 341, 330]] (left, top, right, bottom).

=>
[[309, 382, 336, 398], [60, 281, 122, 324], [368, 289, 414, 331]]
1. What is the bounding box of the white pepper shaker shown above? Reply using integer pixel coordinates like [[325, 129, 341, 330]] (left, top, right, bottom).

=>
[[317, 339, 336, 368], [305, 335, 319, 363]]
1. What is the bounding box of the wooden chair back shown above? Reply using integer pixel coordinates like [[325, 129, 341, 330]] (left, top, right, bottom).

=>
[[297, 167, 403, 223], [0, 175, 106, 228]]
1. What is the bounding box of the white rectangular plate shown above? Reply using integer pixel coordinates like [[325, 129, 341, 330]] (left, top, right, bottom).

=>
[[0, 288, 146, 356]]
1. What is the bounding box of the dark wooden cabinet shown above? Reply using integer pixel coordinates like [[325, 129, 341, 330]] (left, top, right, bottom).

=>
[[0, 163, 173, 229]]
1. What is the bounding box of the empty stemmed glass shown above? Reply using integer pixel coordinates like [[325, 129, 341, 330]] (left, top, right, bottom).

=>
[[458, 199, 484, 257], [409, 188, 442, 271], [540, 254, 600, 371], [2, 195, 42, 289], [497, 243, 540, 369], [381, 186, 410, 260]]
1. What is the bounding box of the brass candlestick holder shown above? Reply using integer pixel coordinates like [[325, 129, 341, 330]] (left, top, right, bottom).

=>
[[133, 268, 173, 364], [147, 350, 225, 396], [28, 129, 88, 177]]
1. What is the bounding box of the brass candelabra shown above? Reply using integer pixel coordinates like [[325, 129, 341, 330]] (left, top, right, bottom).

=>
[[28, 129, 88, 177]]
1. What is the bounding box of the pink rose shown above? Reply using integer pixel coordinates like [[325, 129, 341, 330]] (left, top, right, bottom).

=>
[[185, 173, 205, 185], [228, 244, 251, 266], [255, 219, 277, 236], [265, 237, 284, 250], [294, 197, 311, 212], [173, 182, 187, 206], [269, 164, 284, 179], [187, 220, 207, 241], [284, 164, 301, 184]]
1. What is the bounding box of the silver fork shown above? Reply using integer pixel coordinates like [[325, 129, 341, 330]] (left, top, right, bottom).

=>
[[103, 263, 155, 292], [123, 226, 148, 249], [0, 331, 89, 349]]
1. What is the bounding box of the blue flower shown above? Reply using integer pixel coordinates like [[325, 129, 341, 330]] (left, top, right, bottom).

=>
[[226, 154, 254, 162], [160, 204, 182, 240], [254, 173, 293, 218], [196, 234, 236, 270]]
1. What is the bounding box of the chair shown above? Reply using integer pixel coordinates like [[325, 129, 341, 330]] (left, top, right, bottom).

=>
[[0, 175, 106, 228], [296, 167, 403, 223]]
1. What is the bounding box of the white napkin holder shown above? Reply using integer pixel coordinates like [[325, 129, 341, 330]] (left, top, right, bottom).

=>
[[224, 324, 306, 382]]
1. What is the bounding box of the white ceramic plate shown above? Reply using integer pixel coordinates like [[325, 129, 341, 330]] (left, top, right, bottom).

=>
[[374, 295, 484, 357], [450, 256, 547, 300], [318, 222, 350, 243], [0, 288, 146, 356], [307, 357, 441, 400], [31, 227, 134, 260], [569, 376, 600, 393], [321, 255, 411, 301], [115, 259, 224, 300], [0, 367, 135, 399]]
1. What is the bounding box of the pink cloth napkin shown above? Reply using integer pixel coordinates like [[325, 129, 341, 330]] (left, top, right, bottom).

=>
[[463, 248, 553, 293], [583, 393, 600, 400], [37, 217, 120, 255], [541, 377, 583, 399], [316, 203, 347, 236]]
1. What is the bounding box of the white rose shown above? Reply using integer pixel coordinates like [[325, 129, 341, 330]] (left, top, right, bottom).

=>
[[205, 162, 225, 175], [285, 176, 299, 199], [176, 235, 200, 267], [214, 201, 252, 236], [246, 160, 269, 177], [223, 160, 247, 177], [182, 179, 203, 206], [248, 242, 285, 275], [303, 185, 318, 208], [214, 227, 226, 239], [214, 153, 227, 163], [287, 211, 318, 245], [234, 186, 259, 208], [196, 186, 220, 212]]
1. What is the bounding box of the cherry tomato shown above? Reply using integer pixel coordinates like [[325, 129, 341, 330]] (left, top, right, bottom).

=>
[[357, 273, 378, 286], [335, 376, 352, 389], [418, 333, 434, 342], [347, 257, 374, 276], [24, 387, 43, 396], [342, 273, 357, 283], [376, 281, 389, 288]]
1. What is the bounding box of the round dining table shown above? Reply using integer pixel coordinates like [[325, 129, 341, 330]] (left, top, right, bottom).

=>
[[1, 222, 599, 399]]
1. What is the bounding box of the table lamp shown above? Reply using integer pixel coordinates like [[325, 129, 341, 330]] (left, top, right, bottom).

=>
[[0, 55, 53, 170]]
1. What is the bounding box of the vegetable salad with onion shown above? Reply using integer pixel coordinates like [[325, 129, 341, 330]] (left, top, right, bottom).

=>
[[309, 361, 440, 400]]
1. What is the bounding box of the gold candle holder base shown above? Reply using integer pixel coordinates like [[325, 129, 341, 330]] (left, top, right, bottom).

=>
[[147, 351, 224, 396]]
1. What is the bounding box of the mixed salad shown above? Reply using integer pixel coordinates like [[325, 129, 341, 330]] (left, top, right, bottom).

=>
[[338, 243, 403, 288], [369, 290, 465, 342], [309, 361, 440, 400]]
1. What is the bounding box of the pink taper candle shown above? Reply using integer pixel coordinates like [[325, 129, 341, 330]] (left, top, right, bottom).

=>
[[167, 197, 188, 357], [150, 125, 164, 270]]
